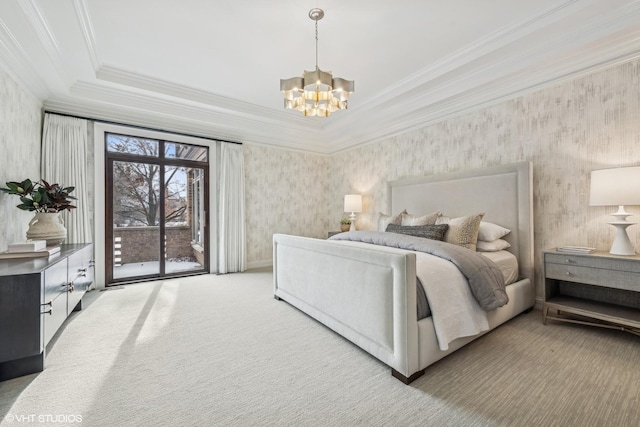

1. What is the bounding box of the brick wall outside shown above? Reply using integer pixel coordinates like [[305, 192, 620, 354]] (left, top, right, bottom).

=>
[[114, 226, 195, 264]]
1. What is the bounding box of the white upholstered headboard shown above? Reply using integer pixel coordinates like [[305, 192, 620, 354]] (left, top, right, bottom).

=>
[[388, 161, 533, 284]]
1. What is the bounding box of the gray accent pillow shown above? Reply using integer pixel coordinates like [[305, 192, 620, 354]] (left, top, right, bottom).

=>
[[385, 223, 449, 241]]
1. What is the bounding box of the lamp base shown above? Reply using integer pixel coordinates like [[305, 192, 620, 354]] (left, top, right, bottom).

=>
[[608, 221, 636, 256], [349, 212, 357, 232]]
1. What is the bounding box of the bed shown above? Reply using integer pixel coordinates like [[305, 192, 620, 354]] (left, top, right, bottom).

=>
[[273, 161, 534, 384]]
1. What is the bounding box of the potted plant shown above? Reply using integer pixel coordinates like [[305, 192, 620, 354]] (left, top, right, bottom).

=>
[[1, 179, 76, 245], [340, 217, 351, 232]]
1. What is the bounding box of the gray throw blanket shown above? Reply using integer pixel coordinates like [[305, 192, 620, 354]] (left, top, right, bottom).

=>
[[329, 231, 508, 311]]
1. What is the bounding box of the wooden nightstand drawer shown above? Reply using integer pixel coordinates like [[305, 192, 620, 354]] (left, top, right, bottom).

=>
[[545, 263, 640, 292]]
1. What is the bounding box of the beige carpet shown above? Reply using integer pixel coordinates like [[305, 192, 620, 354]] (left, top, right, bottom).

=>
[[1, 268, 639, 427]]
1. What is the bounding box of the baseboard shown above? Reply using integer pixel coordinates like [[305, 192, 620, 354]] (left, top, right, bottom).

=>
[[247, 259, 273, 270]]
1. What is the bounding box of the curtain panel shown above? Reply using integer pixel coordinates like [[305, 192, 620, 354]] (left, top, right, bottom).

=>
[[218, 142, 246, 273], [41, 113, 92, 244]]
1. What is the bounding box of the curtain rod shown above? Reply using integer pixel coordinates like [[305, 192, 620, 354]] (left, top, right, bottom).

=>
[[43, 110, 243, 145]]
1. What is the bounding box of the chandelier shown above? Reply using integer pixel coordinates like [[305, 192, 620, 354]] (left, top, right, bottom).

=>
[[280, 8, 354, 117]]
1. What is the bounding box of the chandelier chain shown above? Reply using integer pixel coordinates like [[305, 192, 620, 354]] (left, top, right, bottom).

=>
[[315, 19, 319, 70]]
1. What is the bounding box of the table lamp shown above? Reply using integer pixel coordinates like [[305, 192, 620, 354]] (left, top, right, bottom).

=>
[[344, 195, 362, 232], [589, 166, 640, 255]]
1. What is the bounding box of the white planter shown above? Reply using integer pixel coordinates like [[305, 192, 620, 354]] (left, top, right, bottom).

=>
[[26, 212, 67, 246]]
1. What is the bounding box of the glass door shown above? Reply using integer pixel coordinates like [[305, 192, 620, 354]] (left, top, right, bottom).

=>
[[164, 165, 207, 275], [106, 133, 209, 284], [111, 159, 162, 280]]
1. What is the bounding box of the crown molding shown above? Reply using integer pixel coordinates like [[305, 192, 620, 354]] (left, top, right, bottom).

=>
[[0, 19, 48, 100], [82, 0, 640, 155], [95, 65, 321, 129], [325, 46, 640, 154], [73, 0, 101, 71], [46, 82, 330, 153], [18, 0, 72, 88], [4, 0, 640, 156], [356, 0, 584, 109], [67, 0, 327, 153], [321, 2, 640, 153]]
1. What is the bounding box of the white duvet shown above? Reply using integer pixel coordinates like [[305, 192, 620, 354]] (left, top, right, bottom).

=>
[[415, 252, 489, 350]]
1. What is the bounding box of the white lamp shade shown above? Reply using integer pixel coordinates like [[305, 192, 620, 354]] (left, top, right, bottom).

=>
[[344, 194, 362, 213], [589, 166, 640, 206]]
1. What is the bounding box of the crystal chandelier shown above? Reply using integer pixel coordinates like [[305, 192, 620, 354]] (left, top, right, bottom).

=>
[[280, 8, 355, 117]]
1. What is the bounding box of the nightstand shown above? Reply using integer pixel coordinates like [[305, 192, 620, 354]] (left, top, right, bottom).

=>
[[327, 231, 343, 238], [543, 250, 640, 336]]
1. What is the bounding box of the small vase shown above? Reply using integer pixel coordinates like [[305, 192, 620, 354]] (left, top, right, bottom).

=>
[[26, 212, 67, 246], [340, 224, 350, 232]]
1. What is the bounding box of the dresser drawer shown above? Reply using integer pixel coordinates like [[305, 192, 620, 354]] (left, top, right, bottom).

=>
[[43, 291, 67, 346], [545, 263, 640, 292], [67, 245, 93, 315], [43, 258, 68, 304]]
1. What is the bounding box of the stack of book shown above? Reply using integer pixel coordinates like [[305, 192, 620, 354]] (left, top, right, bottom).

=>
[[0, 240, 61, 260], [556, 246, 596, 254]]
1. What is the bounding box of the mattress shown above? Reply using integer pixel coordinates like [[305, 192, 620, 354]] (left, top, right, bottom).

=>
[[479, 250, 519, 285]]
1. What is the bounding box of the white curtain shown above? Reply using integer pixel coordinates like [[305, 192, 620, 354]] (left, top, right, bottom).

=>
[[41, 113, 92, 243], [218, 142, 246, 273]]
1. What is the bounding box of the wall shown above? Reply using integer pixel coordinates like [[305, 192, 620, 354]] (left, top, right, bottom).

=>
[[2, 52, 637, 294], [328, 59, 640, 301], [0, 68, 42, 251], [244, 144, 330, 266]]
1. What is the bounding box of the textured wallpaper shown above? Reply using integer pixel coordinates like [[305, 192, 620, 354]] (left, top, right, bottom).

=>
[[243, 145, 330, 265], [0, 69, 42, 251], [327, 59, 640, 300], [2, 52, 639, 303]]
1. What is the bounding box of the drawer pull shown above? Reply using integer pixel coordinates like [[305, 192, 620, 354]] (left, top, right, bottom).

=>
[[565, 259, 575, 263], [565, 271, 572, 276], [78, 268, 88, 272], [40, 300, 52, 315]]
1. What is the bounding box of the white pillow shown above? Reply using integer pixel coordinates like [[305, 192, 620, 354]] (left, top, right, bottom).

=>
[[478, 221, 510, 242], [476, 239, 511, 252], [401, 211, 440, 226], [377, 210, 405, 232]]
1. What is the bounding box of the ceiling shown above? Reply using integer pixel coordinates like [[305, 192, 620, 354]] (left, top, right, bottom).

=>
[[1, 0, 639, 154]]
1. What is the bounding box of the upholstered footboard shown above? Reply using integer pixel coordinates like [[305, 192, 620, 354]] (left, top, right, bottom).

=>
[[273, 234, 422, 381]]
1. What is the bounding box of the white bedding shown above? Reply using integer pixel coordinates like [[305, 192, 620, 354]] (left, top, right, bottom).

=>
[[479, 250, 519, 285], [415, 252, 489, 351]]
